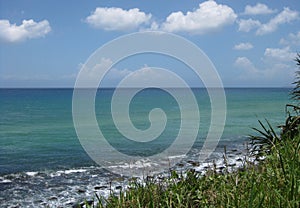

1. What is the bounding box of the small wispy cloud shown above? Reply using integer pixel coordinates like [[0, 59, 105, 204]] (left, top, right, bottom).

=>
[[242, 3, 276, 15], [238, 7, 299, 36], [256, 7, 299, 35], [279, 31, 300, 46], [233, 42, 253, 50]]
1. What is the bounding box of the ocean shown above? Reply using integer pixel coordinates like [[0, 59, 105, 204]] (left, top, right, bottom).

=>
[[0, 88, 291, 207]]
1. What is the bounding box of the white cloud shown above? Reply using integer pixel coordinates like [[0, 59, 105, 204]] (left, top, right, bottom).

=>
[[243, 3, 276, 15], [82, 58, 113, 78], [280, 31, 300, 46], [161, 0, 237, 34], [264, 47, 296, 62], [234, 57, 259, 74], [238, 18, 261, 32], [234, 55, 294, 84], [0, 19, 51, 43], [233, 42, 253, 50], [256, 7, 299, 35], [238, 7, 299, 35], [85, 7, 151, 31], [150, 21, 159, 30]]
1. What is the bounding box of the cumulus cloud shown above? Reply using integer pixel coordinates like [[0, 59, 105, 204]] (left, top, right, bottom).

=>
[[85, 7, 151, 31], [0, 19, 51, 43], [243, 3, 276, 15], [264, 47, 296, 62], [233, 42, 253, 50], [256, 7, 299, 35], [238, 18, 261, 32], [280, 31, 300, 46], [161, 0, 237, 34], [234, 55, 294, 84], [234, 57, 259, 74]]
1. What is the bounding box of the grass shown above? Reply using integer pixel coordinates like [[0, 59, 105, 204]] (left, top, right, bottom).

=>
[[84, 131, 299, 208], [85, 101, 300, 207], [80, 101, 300, 208]]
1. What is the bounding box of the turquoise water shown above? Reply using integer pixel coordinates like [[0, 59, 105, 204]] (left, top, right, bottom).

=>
[[0, 88, 291, 206], [0, 88, 290, 174]]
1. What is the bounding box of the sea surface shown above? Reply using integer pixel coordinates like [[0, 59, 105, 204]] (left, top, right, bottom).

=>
[[0, 88, 291, 207]]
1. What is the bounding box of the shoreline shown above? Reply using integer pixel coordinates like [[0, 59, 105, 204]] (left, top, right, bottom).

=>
[[0, 141, 256, 207]]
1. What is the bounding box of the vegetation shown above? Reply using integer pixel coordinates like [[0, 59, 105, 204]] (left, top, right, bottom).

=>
[[84, 54, 300, 208]]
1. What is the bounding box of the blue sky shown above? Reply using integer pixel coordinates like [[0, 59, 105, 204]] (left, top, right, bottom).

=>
[[0, 0, 299, 88]]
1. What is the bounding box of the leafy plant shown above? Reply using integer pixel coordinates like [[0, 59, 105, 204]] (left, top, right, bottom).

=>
[[291, 53, 300, 102], [249, 119, 281, 157], [250, 53, 300, 158]]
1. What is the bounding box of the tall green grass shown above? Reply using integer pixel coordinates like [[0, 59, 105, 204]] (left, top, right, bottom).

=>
[[87, 132, 299, 208]]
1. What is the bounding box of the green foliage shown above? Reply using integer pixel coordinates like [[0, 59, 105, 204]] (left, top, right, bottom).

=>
[[281, 105, 300, 139], [291, 53, 300, 102], [249, 119, 281, 157], [87, 134, 299, 207], [250, 53, 300, 158]]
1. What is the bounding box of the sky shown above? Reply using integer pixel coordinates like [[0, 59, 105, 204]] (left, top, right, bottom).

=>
[[0, 0, 299, 88]]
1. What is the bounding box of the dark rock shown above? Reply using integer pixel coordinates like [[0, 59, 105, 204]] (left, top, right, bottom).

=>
[[72, 203, 81, 208], [177, 163, 184, 167], [146, 175, 154, 180], [34, 199, 44, 203], [187, 161, 200, 167], [86, 200, 94, 205], [94, 185, 108, 190], [10, 205, 22, 208], [77, 188, 85, 193], [40, 202, 48, 206], [48, 196, 58, 200], [115, 185, 122, 190]]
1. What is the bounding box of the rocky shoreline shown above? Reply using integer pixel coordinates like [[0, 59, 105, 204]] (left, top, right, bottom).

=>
[[0, 142, 261, 208]]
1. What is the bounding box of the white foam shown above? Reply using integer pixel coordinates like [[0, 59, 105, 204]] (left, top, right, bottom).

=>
[[64, 169, 87, 174], [50, 172, 61, 177], [55, 169, 87, 175], [168, 154, 186, 159], [26, 171, 38, 176], [0, 179, 12, 183]]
